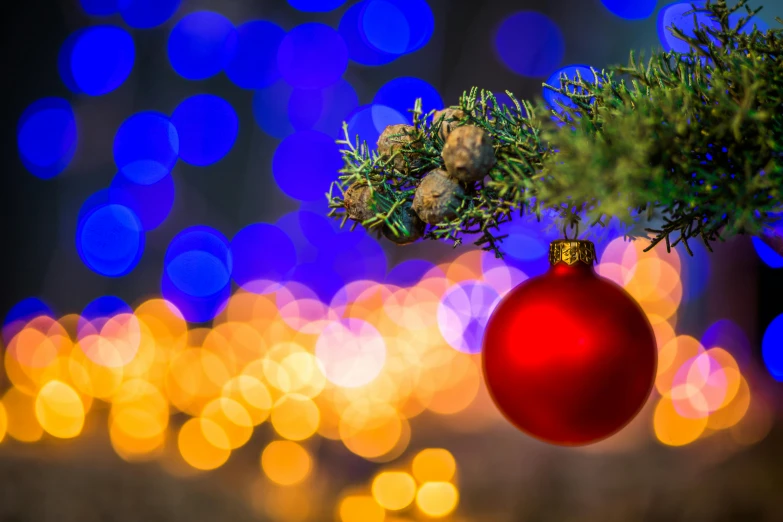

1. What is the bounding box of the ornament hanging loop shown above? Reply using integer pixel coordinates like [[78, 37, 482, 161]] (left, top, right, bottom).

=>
[[562, 219, 580, 240]]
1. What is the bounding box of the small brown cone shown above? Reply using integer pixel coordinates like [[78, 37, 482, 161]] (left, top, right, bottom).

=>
[[412, 170, 464, 225], [442, 124, 495, 182]]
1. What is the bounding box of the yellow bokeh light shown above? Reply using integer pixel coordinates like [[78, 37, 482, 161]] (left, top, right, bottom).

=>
[[261, 440, 312, 486], [177, 418, 231, 471], [3, 387, 43, 443], [271, 394, 320, 441], [35, 380, 84, 439], [340, 402, 404, 459], [69, 340, 124, 400], [372, 471, 417, 511], [166, 348, 231, 416], [110, 421, 166, 462], [0, 401, 7, 444], [653, 397, 707, 446], [222, 375, 272, 426], [201, 397, 253, 450], [426, 355, 480, 415], [415, 482, 459, 518], [707, 375, 751, 430], [656, 335, 704, 395], [412, 448, 457, 483], [339, 495, 386, 522]]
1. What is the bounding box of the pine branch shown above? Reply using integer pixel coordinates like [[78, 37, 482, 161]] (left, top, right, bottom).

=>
[[327, 0, 783, 258]]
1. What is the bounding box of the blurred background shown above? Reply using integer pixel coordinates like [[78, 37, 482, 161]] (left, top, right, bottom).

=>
[[2, 0, 783, 520]]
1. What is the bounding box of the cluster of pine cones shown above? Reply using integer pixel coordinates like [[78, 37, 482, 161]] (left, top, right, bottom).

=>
[[343, 108, 496, 245]]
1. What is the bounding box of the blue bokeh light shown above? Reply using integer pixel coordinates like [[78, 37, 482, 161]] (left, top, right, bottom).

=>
[[543, 65, 598, 115], [231, 223, 297, 294], [762, 313, 783, 381], [658, 1, 718, 54], [275, 210, 321, 264], [386, 259, 434, 287], [76, 201, 145, 277], [17, 98, 78, 180], [288, 0, 347, 12], [360, 0, 434, 55], [277, 23, 348, 89], [344, 104, 408, 150], [171, 94, 238, 166], [273, 130, 343, 201], [226, 21, 285, 90], [60, 26, 135, 96], [289, 79, 359, 135], [495, 11, 565, 78], [80, 0, 119, 16], [114, 111, 179, 185], [253, 81, 295, 139], [339, 1, 398, 66], [677, 239, 711, 302], [331, 233, 387, 285], [3, 297, 54, 345], [373, 77, 443, 124], [167, 11, 237, 81], [164, 226, 232, 298], [752, 235, 783, 268], [79, 295, 132, 335], [161, 271, 231, 324], [701, 319, 752, 369], [119, 0, 181, 29], [109, 171, 175, 231], [729, 11, 769, 34], [600, 0, 656, 20]]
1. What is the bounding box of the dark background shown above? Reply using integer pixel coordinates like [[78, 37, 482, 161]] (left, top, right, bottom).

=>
[[1, 1, 783, 521]]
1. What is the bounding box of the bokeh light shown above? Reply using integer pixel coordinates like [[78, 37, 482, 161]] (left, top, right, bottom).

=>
[[339, 1, 398, 66], [80, 0, 118, 16], [415, 481, 459, 518], [289, 79, 359, 135], [119, 0, 182, 29], [600, 0, 656, 20], [373, 77, 443, 124], [59, 25, 135, 96], [412, 448, 456, 482], [109, 171, 175, 231], [163, 226, 232, 323], [225, 20, 285, 89], [17, 97, 77, 179], [178, 417, 230, 470], [253, 81, 295, 138], [261, 440, 312, 485], [752, 236, 783, 268], [495, 11, 565, 78], [345, 104, 408, 149], [35, 380, 85, 439], [288, 0, 347, 12], [76, 200, 145, 277], [231, 223, 297, 294], [359, 0, 434, 55], [437, 281, 501, 354], [167, 11, 237, 81], [3, 298, 54, 345], [339, 495, 385, 522], [114, 111, 179, 185], [171, 94, 238, 166], [762, 313, 783, 380], [277, 23, 348, 89], [316, 319, 386, 388], [273, 130, 342, 201], [372, 471, 417, 510]]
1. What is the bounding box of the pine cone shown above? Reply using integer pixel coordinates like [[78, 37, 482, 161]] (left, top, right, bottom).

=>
[[343, 183, 375, 223], [412, 170, 464, 225], [441, 125, 495, 182], [382, 203, 425, 245], [377, 124, 421, 172], [432, 108, 465, 141]]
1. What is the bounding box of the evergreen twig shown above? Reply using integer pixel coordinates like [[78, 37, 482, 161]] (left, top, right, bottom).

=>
[[327, 1, 783, 257]]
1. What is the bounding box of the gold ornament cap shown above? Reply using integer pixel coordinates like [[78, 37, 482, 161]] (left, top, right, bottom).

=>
[[549, 239, 596, 266]]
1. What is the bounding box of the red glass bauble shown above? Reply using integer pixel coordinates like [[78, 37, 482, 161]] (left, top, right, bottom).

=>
[[482, 240, 657, 446]]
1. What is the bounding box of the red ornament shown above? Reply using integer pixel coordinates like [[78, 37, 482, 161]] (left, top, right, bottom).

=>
[[482, 239, 657, 446]]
